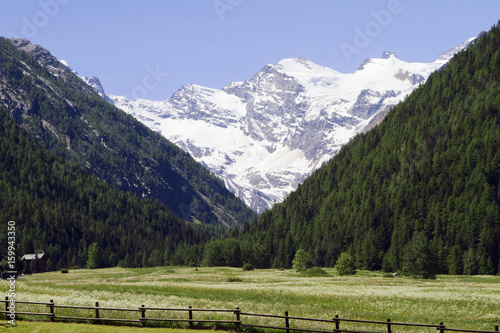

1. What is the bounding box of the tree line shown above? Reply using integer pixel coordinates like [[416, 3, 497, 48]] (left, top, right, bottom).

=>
[[0, 37, 256, 228], [0, 108, 215, 273], [2, 23, 500, 277], [201, 23, 500, 278]]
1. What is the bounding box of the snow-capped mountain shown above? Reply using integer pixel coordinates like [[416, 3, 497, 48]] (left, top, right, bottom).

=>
[[99, 37, 475, 213]]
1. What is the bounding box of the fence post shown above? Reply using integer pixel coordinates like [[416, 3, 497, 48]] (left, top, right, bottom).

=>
[[140, 305, 146, 327], [494, 325, 498, 332], [95, 301, 99, 320], [188, 305, 194, 329], [49, 299, 54, 322], [386, 318, 391, 333], [235, 307, 241, 333], [285, 311, 290, 333], [333, 315, 340, 332], [438, 322, 445, 333]]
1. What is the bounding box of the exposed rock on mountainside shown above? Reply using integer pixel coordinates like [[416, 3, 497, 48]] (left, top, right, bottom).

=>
[[0, 37, 256, 226], [102, 38, 476, 213]]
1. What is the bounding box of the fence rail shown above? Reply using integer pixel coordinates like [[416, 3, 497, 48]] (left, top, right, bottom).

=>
[[1, 297, 499, 333]]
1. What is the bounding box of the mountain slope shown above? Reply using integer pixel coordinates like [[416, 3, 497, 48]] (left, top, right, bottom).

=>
[[109, 38, 474, 213], [0, 37, 256, 227], [0, 107, 209, 270], [223, 24, 500, 275]]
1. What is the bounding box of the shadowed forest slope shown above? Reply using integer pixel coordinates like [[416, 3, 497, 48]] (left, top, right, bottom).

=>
[[225, 24, 500, 275]]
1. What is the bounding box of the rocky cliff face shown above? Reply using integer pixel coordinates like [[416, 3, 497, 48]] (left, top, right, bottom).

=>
[[106, 38, 476, 213], [1, 37, 256, 226]]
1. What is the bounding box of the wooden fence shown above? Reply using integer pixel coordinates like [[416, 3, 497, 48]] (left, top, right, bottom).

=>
[[1, 297, 499, 333]]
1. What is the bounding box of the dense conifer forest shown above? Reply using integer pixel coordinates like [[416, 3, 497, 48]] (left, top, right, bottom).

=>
[[0, 37, 256, 228], [203, 24, 500, 277], [0, 108, 213, 271], [2, 23, 500, 277]]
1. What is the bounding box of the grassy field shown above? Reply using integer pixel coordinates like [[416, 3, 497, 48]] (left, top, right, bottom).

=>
[[1, 267, 499, 332], [0, 321, 202, 332]]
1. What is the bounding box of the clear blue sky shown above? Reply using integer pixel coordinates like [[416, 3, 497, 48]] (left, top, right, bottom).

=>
[[1, 1, 499, 100]]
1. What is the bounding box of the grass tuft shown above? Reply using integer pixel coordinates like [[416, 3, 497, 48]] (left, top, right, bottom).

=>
[[300, 267, 329, 277]]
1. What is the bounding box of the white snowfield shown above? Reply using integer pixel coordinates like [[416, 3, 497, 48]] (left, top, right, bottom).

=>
[[90, 37, 475, 213]]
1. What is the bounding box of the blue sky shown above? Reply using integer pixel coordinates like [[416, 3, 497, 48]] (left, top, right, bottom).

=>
[[1, 1, 499, 100]]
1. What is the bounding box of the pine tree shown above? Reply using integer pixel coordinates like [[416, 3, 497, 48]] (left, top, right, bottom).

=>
[[447, 245, 463, 275], [86, 242, 101, 269], [223, 239, 242, 267], [463, 248, 478, 275], [402, 231, 436, 279], [235, 24, 500, 276]]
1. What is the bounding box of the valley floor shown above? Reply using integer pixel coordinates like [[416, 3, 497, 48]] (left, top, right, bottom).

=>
[[0, 321, 202, 332], [1, 267, 499, 332]]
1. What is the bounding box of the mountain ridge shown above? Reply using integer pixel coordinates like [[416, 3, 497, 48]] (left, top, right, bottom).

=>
[[0, 106, 210, 269], [104, 35, 476, 213], [0, 37, 256, 227], [205, 23, 500, 275]]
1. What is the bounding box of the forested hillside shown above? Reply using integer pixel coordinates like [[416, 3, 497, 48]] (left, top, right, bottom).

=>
[[0, 109, 209, 271], [0, 37, 256, 227], [206, 24, 500, 276]]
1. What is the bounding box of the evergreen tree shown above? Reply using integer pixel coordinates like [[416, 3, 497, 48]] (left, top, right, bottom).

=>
[[402, 231, 436, 279], [447, 245, 463, 275], [223, 239, 242, 267], [0, 108, 215, 269], [0, 37, 256, 228], [234, 23, 500, 274], [463, 248, 479, 275], [86, 242, 101, 269]]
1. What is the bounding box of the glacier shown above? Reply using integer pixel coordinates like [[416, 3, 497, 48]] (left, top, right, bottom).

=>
[[85, 37, 476, 213]]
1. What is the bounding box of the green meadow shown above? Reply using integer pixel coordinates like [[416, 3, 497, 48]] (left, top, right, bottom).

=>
[[1, 267, 499, 332], [0, 321, 198, 332]]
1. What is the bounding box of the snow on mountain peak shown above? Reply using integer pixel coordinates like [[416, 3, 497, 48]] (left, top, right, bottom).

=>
[[436, 36, 477, 62], [97, 36, 476, 213], [358, 51, 398, 71], [277, 57, 313, 69], [381, 51, 397, 59], [275, 57, 341, 78], [81, 76, 113, 102], [59, 59, 72, 70], [272, 58, 341, 92]]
